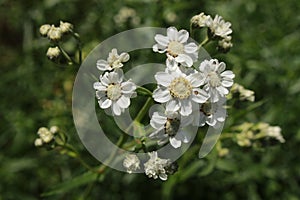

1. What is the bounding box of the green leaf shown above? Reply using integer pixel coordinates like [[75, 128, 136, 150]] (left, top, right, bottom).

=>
[[41, 171, 100, 197]]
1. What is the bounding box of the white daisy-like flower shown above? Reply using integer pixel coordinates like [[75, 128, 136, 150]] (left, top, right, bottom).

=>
[[207, 15, 232, 38], [153, 69, 209, 116], [123, 154, 140, 173], [218, 36, 233, 52], [199, 97, 227, 128], [96, 48, 130, 71], [144, 151, 171, 181], [150, 102, 191, 148], [265, 126, 285, 143], [153, 27, 198, 71], [190, 12, 212, 28], [93, 69, 136, 116], [199, 59, 235, 103]]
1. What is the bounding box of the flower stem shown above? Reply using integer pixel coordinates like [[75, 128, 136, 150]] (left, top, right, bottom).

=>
[[199, 36, 210, 48], [135, 97, 153, 122], [57, 45, 78, 65]]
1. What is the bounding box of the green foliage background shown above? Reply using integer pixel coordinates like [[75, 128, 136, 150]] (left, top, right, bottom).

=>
[[0, 0, 299, 199]]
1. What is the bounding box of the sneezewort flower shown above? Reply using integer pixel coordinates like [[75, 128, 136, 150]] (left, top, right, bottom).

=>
[[150, 102, 191, 148], [153, 68, 208, 116], [93, 69, 136, 116], [123, 154, 140, 173], [199, 97, 227, 128], [190, 12, 212, 28], [97, 48, 130, 71], [47, 25, 62, 41], [59, 21, 73, 34], [46, 46, 61, 60], [199, 59, 235, 103], [207, 15, 232, 39], [37, 127, 55, 143], [39, 24, 51, 37], [153, 27, 198, 71], [144, 152, 171, 181]]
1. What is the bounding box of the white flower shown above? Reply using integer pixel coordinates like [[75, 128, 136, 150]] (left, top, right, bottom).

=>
[[144, 152, 171, 181], [199, 59, 235, 102], [199, 97, 227, 128], [37, 127, 54, 143], [231, 83, 255, 102], [34, 138, 43, 147], [47, 25, 62, 41], [123, 154, 140, 173], [39, 24, 51, 36], [218, 36, 233, 52], [94, 69, 136, 116], [207, 15, 232, 38], [46, 46, 61, 60], [59, 21, 73, 34], [97, 48, 130, 71], [153, 68, 208, 116], [150, 102, 191, 148], [153, 27, 198, 70], [190, 12, 212, 28], [50, 126, 59, 134], [266, 126, 285, 143]]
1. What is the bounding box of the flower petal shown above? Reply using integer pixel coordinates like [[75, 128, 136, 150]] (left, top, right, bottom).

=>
[[112, 103, 122, 116], [175, 54, 193, 67], [220, 70, 235, 79], [119, 52, 130, 62], [176, 130, 191, 143], [166, 57, 178, 71], [221, 79, 234, 87], [187, 72, 205, 87], [192, 88, 209, 103], [155, 72, 172, 87], [154, 34, 169, 46], [117, 95, 130, 108], [96, 60, 110, 71], [150, 112, 167, 129], [93, 82, 106, 91], [153, 87, 172, 103], [121, 81, 136, 94], [178, 29, 189, 43], [184, 43, 198, 53], [167, 27, 178, 41], [180, 99, 192, 116], [217, 62, 226, 73], [153, 44, 167, 53], [169, 137, 182, 148], [216, 86, 229, 95], [166, 99, 180, 112], [99, 98, 112, 109]]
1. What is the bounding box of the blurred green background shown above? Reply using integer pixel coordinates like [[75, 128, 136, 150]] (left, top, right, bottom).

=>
[[1, 0, 300, 199]]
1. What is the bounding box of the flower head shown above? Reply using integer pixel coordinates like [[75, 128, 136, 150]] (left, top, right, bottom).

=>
[[218, 36, 233, 53], [199, 59, 235, 102], [94, 69, 136, 116], [144, 152, 172, 181], [190, 12, 212, 28], [199, 97, 227, 127], [123, 154, 140, 173], [97, 48, 130, 71], [37, 127, 56, 143], [207, 15, 232, 38], [153, 69, 208, 116], [59, 21, 73, 34], [46, 46, 61, 60], [153, 27, 198, 70], [39, 24, 51, 37], [47, 25, 62, 41], [150, 103, 191, 148]]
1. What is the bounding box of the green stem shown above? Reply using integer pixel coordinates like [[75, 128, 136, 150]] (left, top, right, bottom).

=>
[[199, 36, 209, 48], [57, 45, 78, 65], [135, 97, 153, 122], [72, 32, 82, 65]]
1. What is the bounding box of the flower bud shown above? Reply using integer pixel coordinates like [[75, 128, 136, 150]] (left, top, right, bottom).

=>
[[34, 138, 43, 147], [47, 25, 62, 41], [39, 24, 51, 37], [46, 46, 61, 60], [59, 21, 73, 34]]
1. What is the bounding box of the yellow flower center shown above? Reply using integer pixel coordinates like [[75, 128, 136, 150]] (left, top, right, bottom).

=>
[[169, 77, 192, 99], [107, 83, 122, 100], [167, 41, 184, 57]]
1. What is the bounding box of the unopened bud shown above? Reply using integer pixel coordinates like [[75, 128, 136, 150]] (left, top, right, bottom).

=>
[[39, 24, 51, 37], [46, 46, 61, 60], [60, 21, 73, 34], [47, 25, 62, 41]]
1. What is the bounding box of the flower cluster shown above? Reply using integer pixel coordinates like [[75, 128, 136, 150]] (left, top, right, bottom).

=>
[[191, 12, 233, 52], [151, 27, 235, 148], [94, 49, 137, 116], [40, 21, 76, 61], [34, 126, 59, 147]]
